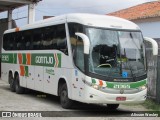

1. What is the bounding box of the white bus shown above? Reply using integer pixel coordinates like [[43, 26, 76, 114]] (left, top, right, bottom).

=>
[[1, 13, 158, 109]]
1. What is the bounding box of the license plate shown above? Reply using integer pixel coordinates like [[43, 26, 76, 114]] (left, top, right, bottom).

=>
[[116, 97, 126, 101]]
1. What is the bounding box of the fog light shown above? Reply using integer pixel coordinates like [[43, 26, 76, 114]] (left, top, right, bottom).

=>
[[139, 85, 146, 91]]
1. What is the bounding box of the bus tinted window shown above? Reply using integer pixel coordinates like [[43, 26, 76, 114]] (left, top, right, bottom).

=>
[[3, 24, 68, 55]]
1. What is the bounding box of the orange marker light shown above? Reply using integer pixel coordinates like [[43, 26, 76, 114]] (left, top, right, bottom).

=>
[[99, 80, 103, 86], [15, 27, 20, 32]]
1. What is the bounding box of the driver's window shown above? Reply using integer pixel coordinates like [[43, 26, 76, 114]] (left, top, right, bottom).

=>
[[92, 45, 117, 68], [68, 23, 85, 72], [75, 40, 84, 71]]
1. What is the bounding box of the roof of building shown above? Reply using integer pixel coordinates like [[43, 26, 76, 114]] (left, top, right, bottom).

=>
[[0, 0, 41, 13], [108, 1, 160, 20]]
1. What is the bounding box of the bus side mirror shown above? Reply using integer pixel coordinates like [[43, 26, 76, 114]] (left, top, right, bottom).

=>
[[75, 32, 90, 54], [144, 37, 158, 56]]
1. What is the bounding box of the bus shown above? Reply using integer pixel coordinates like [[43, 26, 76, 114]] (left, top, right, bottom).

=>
[[1, 13, 158, 109]]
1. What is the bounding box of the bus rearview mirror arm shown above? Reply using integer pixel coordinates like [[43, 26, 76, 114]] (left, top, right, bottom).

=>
[[144, 37, 158, 56], [75, 32, 90, 54]]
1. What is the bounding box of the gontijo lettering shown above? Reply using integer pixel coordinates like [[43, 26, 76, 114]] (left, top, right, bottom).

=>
[[35, 56, 54, 64]]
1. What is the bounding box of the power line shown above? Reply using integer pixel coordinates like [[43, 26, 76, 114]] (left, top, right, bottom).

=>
[[12, 9, 28, 15], [0, 16, 27, 24]]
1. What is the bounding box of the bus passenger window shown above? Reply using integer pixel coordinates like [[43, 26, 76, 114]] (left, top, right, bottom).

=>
[[55, 24, 68, 55]]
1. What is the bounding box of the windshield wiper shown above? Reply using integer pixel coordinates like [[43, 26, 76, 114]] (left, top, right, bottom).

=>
[[126, 61, 136, 81], [123, 48, 136, 81]]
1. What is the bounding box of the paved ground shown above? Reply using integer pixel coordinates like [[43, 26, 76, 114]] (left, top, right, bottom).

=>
[[0, 79, 159, 119]]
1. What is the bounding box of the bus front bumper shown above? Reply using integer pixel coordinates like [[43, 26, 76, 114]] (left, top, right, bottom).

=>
[[82, 85, 147, 104]]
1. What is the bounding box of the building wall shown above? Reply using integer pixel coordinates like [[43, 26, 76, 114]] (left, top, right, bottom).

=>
[[133, 17, 160, 38]]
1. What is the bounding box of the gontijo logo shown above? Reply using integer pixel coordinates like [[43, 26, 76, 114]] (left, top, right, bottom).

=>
[[32, 53, 61, 67], [35, 56, 54, 64]]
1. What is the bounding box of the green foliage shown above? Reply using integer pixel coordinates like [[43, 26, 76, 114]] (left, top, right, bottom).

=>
[[142, 99, 160, 111]]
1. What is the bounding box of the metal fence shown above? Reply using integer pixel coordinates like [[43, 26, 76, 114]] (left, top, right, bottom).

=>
[[145, 40, 160, 103], [156, 55, 160, 103]]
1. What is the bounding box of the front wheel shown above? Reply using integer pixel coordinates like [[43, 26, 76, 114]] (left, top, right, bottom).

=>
[[107, 104, 119, 110], [60, 83, 73, 109]]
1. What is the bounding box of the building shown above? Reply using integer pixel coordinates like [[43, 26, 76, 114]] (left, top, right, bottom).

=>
[[108, 1, 160, 39]]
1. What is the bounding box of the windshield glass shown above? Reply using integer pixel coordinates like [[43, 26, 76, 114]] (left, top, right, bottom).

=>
[[87, 27, 146, 80]]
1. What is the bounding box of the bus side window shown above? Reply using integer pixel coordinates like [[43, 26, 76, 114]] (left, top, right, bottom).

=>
[[3, 34, 9, 50], [8, 33, 16, 50], [42, 27, 53, 50], [33, 28, 42, 50], [56, 24, 68, 55], [22, 31, 32, 50]]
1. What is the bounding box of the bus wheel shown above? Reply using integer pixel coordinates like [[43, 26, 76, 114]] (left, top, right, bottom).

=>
[[107, 104, 119, 110], [15, 75, 25, 94], [9, 74, 15, 92], [60, 83, 73, 109]]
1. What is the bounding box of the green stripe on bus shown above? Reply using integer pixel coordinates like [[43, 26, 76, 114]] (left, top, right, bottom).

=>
[[57, 53, 61, 67], [1, 53, 17, 64], [25, 66, 29, 77], [92, 79, 96, 84], [91, 78, 147, 89], [13, 53, 17, 64], [1, 53, 62, 68], [22, 53, 27, 65], [107, 79, 147, 88], [130, 80, 147, 88]]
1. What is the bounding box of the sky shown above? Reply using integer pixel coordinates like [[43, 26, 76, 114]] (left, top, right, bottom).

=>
[[0, 0, 157, 26]]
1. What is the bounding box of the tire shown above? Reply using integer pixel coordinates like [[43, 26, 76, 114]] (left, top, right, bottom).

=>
[[107, 104, 119, 110], [15, 75, 25, 94], [60, 83, 73, 109], [10, 75, 16, 92], [8, 72, 13, 84]]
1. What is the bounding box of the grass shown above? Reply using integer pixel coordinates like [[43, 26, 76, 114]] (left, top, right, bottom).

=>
[[122, 99, 160, 111], [142, 99, 160, 111]]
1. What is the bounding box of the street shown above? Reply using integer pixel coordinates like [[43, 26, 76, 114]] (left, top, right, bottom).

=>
[[0, 79, 158, 119]]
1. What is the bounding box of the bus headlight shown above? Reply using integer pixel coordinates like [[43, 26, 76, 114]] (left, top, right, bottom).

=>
[[82, 79, 101, 90]]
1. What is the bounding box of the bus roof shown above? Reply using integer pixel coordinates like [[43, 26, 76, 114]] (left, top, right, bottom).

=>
[[4, 13, 140, 34]]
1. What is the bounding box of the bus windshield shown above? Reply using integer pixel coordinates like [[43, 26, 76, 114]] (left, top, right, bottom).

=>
[[87, 27, 146, 81]]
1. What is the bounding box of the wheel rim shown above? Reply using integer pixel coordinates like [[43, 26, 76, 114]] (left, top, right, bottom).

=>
[[61, 90, 68, 105]]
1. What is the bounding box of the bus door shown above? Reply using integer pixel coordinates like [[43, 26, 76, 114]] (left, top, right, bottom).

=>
[[35, 66, 44, 91], [26, 66, 35, 89], [43, 66, 56, 94]]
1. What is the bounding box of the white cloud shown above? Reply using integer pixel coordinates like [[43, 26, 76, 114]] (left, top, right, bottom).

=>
[[36, 0, 154, 17]]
